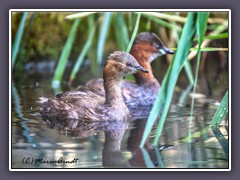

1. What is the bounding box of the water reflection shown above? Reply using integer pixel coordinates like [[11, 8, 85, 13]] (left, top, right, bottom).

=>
[[102, 122, 129, 168], [211, 127, 228, 157], [127, 119, 160, 168], [40, 116, 165, 168], [11, 64, 229, 169], [12, 81, 38, 147], [43, 117, 130, 168]]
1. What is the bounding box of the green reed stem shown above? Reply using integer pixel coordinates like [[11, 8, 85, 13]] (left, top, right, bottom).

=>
[[127, 13, 141, 53], [97, 12, 112, 64], [146, 18, 152, 31], [211, 127, 228, 156], [140, 12, 197, 148], [142, 13, 182, 32], [65, 12, 97, 19], [210, 90, 229, 127], [12, 12, 28, 69], [154, 146, 164, 168], [51, 18, 80, 88], [114, 13, 129, 51], [140, 147, 155, 168], [194, 32, 228, 41], [184, 60, 194, 85], [188, 12, 209, 143], [178, 84, 193, 106], [69, 16, 96, 84], [124, 13, 141, 80], [128, 12, 133, 31], [172, 20, 194, 87], [17, 13, 37, 70]]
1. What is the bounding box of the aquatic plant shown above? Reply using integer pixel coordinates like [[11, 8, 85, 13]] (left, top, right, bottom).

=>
[[51, 18, 80, 88], [140, 12, 200, 147], [11, 11, 229, 149], [12, 12, 28, 69]]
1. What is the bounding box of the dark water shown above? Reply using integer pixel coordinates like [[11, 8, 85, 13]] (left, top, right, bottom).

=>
[[11, 61, 229, 169]]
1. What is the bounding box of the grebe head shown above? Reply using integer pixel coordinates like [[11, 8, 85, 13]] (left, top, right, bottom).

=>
[[131, 32, 175, 63], [106, 51, 149, 75]]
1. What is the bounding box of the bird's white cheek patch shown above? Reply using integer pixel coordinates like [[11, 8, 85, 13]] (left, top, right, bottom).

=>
[[160, 49, 166, 55]]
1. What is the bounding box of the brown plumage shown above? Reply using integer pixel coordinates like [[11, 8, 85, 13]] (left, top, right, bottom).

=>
[[40, 51, 148, 122], [85, 32, 174, 111]]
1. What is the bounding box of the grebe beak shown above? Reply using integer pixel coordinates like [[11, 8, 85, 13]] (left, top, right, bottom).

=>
[[135, 66, 149, 73], [162, 47, 175, 54]]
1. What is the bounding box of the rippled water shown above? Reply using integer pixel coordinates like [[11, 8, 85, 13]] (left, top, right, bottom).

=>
[[11, 62, 229, 169]]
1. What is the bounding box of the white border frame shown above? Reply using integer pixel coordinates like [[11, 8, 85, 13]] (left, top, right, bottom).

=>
[[9, 9, 231, 171]]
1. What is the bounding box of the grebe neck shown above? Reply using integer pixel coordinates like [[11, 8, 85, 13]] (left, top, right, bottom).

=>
[[103, 65, 125, 106]]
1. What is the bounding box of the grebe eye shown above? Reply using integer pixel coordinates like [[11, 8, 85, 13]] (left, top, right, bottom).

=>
[[156, 45, 161, 49], [126, 62, 131, 66]]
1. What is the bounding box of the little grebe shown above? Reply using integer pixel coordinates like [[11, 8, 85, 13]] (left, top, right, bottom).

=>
[[40, 51, 148, 122], [85, 32, 174, 109]]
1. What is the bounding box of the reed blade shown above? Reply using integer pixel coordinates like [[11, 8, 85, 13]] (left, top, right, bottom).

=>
[[125, 13, 141, 80], [178, 84, 193, 106], [12, 12, 28, 69], [140, 148, 155, 168], [97, 12, 112, 64], [194, 32, 228, 41], [184, 60, 194, 85], [188, 12, 209, 142], [190, 47, 228, 52], [142, 13, 182, 32], [188, 21, 228, 61], [16, 13, 37, 70], [128, 12, 133, 31], [127, 13, 141, 53], [140, 12, 197, 148], [69, 16, 96, 84], [114, 13, 129, 51], [211, 127, 229, 157], [51, 18, 80, 88], [66, 12, 97, 19], [210, 90, 229, 127], [154, 147, 164, 168]]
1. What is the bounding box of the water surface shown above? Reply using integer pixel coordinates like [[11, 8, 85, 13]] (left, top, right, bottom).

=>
[[11, 61, 229, 169]]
